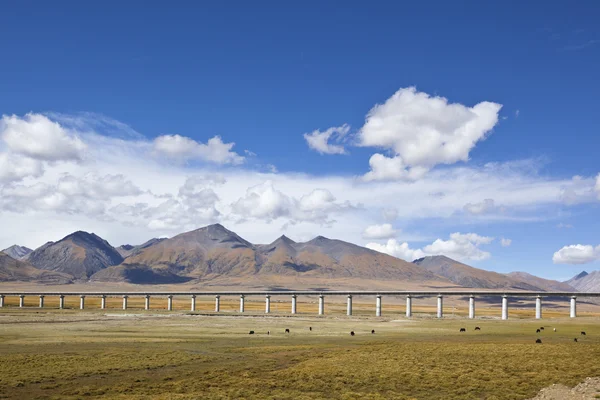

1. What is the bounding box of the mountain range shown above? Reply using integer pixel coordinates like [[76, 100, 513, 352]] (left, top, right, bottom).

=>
[[0, 223, 595, 291]]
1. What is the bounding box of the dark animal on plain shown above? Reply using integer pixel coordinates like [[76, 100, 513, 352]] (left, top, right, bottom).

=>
[[309, 327, 312, 331], [249, 331, 255, 335], [371, 330, 375, 334], [267, 331, 270, 335], [350, 331, 355, 336], [581, 331, 586, 336], [475, 327, 481, 331], [536, 329, 541, 333], [535, 339, 542, 343], [540, 327, 544, 331], [460, 328, 466, 332], [574, 338, 578, 342], [285, 329, 290, 333]]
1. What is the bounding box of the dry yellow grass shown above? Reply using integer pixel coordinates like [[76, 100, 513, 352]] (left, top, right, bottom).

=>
[[0, 304, 599, 399]]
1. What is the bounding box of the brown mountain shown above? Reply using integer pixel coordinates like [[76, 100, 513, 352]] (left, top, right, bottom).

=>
[[0, 252, 72, 284], [26, 231, 123, 280], [507, 271, 575, 292], [92, 224, 440, 284], [413, 255, 542, 290]]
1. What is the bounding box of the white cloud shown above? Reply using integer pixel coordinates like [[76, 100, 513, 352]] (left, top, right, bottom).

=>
[[0, 153, 43, 183], [596, 173, 600, 199], [231, 181, 292, 221], [501, 238, 512, 247], [557, 223, 574, 229], [553, 244, 600, 265], [366, 239, 425, 261], [1, 113, 86, 162], [153, 134, 245, 165], [358, 87, 502, 180], [367, 232, 494, 262], [362, 223, 397, 240], [303, 124, 350, 155], [464, 199, 500, 215]]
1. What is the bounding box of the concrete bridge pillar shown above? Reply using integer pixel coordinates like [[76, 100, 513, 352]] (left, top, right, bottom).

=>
[[144, 295, 150, 310], [215, 295, 220, 312], [291, 295, 297, 314], [239, 295, 245, 313], [318, 295, 324, 315], [469, 296, 475, 319], [406, 295, 412, 317], [570, 296, 577, 318], [39, 295, 45, 308], [191, 295, 196, 312], [376, 295, 382, 317], [19, 295, 25, 308], [0, 295, 4, 307], [167, 295, 173, 311], [80, 295, 85, 310], [122, 295, 128, 310], [347, 295, 352, 316], [265, 295, 271, 313], [437, 295, 443, 318], [101, 295, 106, 310], [501, 295, 508, 320], [535, 295, 542, 319], [59, 295, 65, 309]]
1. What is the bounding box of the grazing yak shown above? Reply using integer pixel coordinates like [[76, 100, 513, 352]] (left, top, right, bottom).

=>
[[581, 331, 587, 336], [267, 331, 270, 335], [460, 328, 466, 332], [540, 327, 544, 331], [574, 338, 578, 342], [309, 327, 312, 331], [536, 329, 541, 333], [535, 339, 542, 343], [285, 329, 290, 333], [474, 327, 481, 331], [350, 331, 355, 336], [249, 331, 255, 335], [371, 330, 375, 334]]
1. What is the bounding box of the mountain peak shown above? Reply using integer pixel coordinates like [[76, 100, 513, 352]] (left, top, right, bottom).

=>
[[1, 245, 33, 260], [276, 235, 296, 244], [574, 271, 589, 280]]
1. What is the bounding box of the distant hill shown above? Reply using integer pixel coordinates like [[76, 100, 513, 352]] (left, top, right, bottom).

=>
[[507, 271, 575, 292], [413, 255, 541, 290], [92, 224, 440, 284], [1, 245, 33, 260], [26, 231, 123, 280], [0, 252, 72, 284], [116, 238, 166, 258], [566, 271, 600, 292]]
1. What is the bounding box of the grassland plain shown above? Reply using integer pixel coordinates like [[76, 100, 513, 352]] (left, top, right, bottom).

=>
[[0, 301, 599, 400]]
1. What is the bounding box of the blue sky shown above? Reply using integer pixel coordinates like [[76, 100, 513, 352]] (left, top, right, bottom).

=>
[[0, 1, 599, 280]]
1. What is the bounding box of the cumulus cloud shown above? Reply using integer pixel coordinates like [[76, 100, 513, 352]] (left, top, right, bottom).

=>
[[0, 114, 87, 162], [553, 244, 600, 265], [358, 87, 502, 180], [367, 232, 494, 262], [501, 238, 512, 247], [153, 134, 245, 165], [0, 153, 43, 183], [362, 223, 397, 240], [303, 124, 350, 155]]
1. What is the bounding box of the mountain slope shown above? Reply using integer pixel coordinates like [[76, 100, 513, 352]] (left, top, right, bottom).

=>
[[413, 255, 541, 290], [507, 271, 575, 292], [93, 224, 442, 284], [0, 252, 73, 284], [27, 231, 123, 280], [566, 271, 600, 292], [2, 245, 33, 260]]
